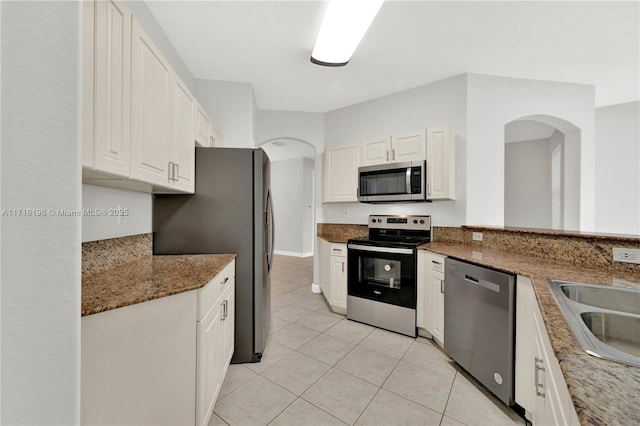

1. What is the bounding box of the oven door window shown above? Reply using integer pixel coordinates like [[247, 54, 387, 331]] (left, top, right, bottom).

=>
[[348, 250, 416, 309]]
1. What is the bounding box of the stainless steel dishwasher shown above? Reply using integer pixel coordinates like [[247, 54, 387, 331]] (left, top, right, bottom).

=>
[[444, 258, 516, 406]]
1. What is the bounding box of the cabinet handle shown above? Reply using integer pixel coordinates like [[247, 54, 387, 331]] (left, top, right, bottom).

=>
[[392, 149, 395, 161], [440, 279, 445, 293], [210, 136, 214, 147], [427, 183, 431, 196], [173, 163, 179, 181], [386, 150, 389, 162], [168, 161, 174, 182], [332, 248, 342, 253], [535, 357, 546, 397], [342, 262, 345, 272], [221, 277, 229, 286], [221, 300, 228, 320], [432, 260, 441, 265]]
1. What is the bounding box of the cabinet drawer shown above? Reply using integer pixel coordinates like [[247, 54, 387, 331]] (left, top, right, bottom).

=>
[[329, 243, 347, 257], [197, 260, 235, 321], [429, 255, 445, 273]]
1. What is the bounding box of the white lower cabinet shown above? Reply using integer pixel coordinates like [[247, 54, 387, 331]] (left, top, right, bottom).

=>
[[82, 260, 235, 426], [417, 250, 445, 347], [196, 267, 235, 426], [318, 238, 347, 314], [515, 275, 580, 425]]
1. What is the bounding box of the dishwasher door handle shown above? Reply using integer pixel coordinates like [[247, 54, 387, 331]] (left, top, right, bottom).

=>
[[464, 274, 500, 292]]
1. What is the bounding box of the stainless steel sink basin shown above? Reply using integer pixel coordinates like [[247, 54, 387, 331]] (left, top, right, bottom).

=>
[[547, 279, 640, 367], [560, 283, 640, 315]]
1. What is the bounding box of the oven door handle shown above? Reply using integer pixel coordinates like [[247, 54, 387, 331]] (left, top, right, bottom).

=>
[[347, 244, 414, 255]]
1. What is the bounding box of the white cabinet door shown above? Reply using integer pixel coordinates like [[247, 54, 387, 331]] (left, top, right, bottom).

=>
[[318, 237, 331, 299], [515, 275, 580, 426], [196, 301, 222, 426], [391, 131, 426, 162], [417, 251, 428, 329], [362, 137, 391, 166], [426, 126, 455, 200], [82, 0, 95, 168], [92, 0, 132, 177], [329, 254, 347, 312], [130, 18, 173, 187], [211, 124, 224, 147], [195, 102, 212, 147], [323, 144, 360, 203], [221, 283, 235, 368], [172, 74, 195, 193], [431, 270, 445, 345]]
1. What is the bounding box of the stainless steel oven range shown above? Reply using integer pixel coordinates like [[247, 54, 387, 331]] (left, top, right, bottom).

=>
[[347, 215, 431, 337]]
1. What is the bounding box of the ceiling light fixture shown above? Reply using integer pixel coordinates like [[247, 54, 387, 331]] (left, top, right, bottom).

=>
[[310, 0, 384, 67]]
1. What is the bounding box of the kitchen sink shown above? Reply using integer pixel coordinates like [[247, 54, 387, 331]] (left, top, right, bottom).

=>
[[547, 279, 640, 367], [560, 283, 640, 315]]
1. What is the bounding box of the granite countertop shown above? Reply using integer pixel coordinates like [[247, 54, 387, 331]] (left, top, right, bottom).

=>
[[82, 254, 236, 317], [420, 242, 640, 425]]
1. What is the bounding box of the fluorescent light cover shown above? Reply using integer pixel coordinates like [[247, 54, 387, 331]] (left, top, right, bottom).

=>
[[311, 0, 384, 66]]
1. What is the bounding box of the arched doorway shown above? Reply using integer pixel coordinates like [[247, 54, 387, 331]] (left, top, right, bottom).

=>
[[504, 116, 581, 230], [258, 137, 317, 257]]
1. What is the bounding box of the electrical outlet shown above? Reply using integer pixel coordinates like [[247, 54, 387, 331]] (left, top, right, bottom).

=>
[[472, 232, 483, 242], [613, 247, 640, 264]]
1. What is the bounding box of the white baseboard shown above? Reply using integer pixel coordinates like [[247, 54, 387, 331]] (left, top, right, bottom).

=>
[[311, 283, 322, 293], [274, 250, 314, 258]]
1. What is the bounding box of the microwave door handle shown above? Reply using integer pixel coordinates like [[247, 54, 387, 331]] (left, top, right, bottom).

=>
[[406, 168, 412, 194]]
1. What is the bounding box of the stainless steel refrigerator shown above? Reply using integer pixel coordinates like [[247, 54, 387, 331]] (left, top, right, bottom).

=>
[[153, 147, 273, 363]]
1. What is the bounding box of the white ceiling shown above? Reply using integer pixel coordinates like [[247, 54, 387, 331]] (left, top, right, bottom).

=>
[[146, 0, 640, 113]]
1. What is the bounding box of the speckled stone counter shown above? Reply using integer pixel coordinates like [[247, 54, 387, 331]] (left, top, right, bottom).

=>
[[316, 223, 368, 243], [420, 242, 640, 425], [82, 254, 236, 317]]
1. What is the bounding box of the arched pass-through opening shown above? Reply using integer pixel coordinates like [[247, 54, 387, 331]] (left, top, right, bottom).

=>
[[504, 115, 581, 230], [257, 137, 317, 258]]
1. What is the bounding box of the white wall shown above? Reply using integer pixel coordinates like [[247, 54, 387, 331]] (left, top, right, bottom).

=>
[[322, 74, 468, 227], [195, 79, 255, 148], [595, 101, 640, 235], [302, 157, 315, 255], [505, 139, 552, 228], [1, 1, 81, 423], [271, 158, 303, 255], [466, 74, 595, 230], [82, 184, 152, 242]]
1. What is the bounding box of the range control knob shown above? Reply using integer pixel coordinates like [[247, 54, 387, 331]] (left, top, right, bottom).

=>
[[377, 219, 382, 223], [371, 218, 376, 223], [413, 219, 418, 224], [420, 219, 425, 224]]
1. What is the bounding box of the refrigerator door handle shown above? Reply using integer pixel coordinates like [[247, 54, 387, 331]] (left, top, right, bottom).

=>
[[266, 188, 275, 272]]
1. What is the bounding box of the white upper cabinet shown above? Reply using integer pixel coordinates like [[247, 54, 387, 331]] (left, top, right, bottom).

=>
[[426, 126, 456, 200], [392, 130, 426, 162], [130, 18, 173, 187], [210, 124, 224, 147], [323, 143, 361, 203], [361, 132, 426, 166], [362, 137, 391, 166], [84, 0, 132, 177], [172, 74, 195, 193], [195, 102, 212, 147]]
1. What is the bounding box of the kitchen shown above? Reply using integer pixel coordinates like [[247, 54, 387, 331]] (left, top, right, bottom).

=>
[[2, 1, 639, 425]]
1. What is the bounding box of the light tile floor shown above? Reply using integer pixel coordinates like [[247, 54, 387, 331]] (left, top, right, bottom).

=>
[[211, 255, 525, 426]]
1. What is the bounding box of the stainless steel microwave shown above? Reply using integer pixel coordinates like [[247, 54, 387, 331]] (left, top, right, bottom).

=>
[[357, 160, 427, 203]]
